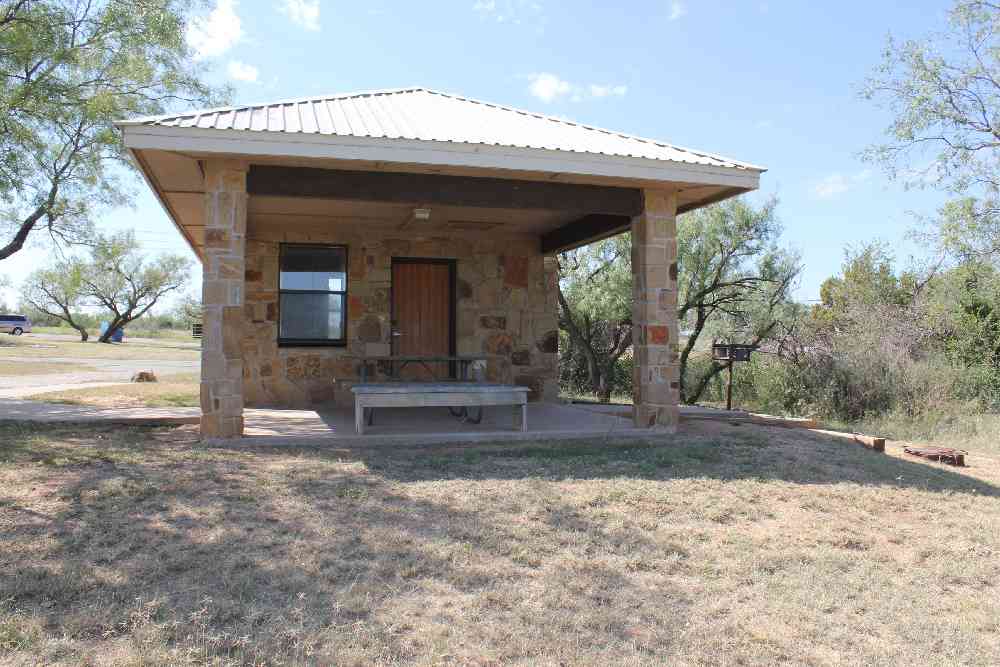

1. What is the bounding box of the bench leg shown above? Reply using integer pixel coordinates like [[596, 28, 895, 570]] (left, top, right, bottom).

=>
[[519, 403, 528, 432], [355, 399, 364, 435]]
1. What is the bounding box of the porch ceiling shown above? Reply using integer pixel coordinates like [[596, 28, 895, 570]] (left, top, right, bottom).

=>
[[248, 195, 578, 237], [134, 147, 756, 260]]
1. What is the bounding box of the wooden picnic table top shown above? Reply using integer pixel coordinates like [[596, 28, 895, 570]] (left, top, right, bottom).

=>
[[351, 382, 530, 394]]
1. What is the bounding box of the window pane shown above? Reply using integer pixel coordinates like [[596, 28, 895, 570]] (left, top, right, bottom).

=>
[[280, 245, 346, 292], [279, 293, 344, 341]]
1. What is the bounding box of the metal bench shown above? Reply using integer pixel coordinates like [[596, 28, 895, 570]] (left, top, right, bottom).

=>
[[350, 383, 530, 435]]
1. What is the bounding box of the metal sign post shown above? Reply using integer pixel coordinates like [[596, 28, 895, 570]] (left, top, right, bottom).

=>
[[711, 343, 756, 411]]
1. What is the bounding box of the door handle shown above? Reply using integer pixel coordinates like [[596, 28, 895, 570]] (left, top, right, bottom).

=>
[[391, 330, 403, 337]]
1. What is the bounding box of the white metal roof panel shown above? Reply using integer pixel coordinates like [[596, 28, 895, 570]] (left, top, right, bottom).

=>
[[120, 88, 763, 172]]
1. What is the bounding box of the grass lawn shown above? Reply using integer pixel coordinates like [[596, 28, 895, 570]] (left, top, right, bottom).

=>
[[844, 411, 1000, 455], [30, 326, 193, 341], [1, 421, 998, 664], [0, 360, 92, 376], [0, 335, 199, 361], [26, 374, 200, 408]]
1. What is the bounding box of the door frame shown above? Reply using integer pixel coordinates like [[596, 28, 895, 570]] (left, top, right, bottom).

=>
[[389, 257, 458, 375]]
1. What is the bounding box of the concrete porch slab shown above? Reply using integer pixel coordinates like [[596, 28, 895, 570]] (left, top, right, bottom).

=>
[[237, 403, 667, 447]]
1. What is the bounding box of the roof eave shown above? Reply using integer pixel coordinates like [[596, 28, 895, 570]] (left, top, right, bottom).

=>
[[126, 147, 203, 260], [120, 125, 764, 191]]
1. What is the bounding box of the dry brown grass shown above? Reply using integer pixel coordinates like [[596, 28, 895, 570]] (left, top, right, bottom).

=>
[[0, 336, 199, 361], [0, 360, 91, 376], [26, 374, 200, 408], [1, 421, 999, 665]]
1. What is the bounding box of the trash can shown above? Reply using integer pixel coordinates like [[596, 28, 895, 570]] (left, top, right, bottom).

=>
[[99, 321, 125, 343]]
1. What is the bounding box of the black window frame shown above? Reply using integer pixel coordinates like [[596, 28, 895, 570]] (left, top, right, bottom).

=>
[[277, 243, 349, 348]]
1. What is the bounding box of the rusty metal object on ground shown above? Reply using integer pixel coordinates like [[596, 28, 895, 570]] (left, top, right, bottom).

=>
[[903, 445, 967, 466]]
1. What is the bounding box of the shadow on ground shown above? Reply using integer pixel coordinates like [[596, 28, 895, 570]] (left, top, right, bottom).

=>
[[2, 419, 998, 664], [218, 418, 1000, 498]]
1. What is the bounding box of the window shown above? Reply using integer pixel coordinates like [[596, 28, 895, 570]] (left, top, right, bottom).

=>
[[278, 244, 347, 346]]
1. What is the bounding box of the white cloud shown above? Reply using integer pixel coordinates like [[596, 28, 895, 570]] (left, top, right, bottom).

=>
[[668, 1, 686, 20], [227, 60, 259, 82], [811, 170, 872, 199], [529, 73, 573, 102], [589, 84, 627, 98], [528, 73, 628, 103], [186, 0, 243, 60], [278, 0, 321, 31], [813, 174, 850, 199]]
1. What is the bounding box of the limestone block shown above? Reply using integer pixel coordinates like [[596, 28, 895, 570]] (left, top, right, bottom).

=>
[[358, 315, 382, 342], [511, 349, 531, 366], [349, 295, 366, 319], [475, 279, 502, 308], [365, 343, 390, 356], [363, 289, 389, 313], [502, 255, 530, 288], [458, 310, 476, 338], [483, 332, 514, 356]]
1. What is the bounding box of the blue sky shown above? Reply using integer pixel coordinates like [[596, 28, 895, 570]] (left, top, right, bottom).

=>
[[0, 0, 955, 309]]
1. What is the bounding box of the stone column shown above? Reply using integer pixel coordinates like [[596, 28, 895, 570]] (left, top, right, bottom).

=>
[[200, 160, 248, 438], [631, 188, 680, 431]]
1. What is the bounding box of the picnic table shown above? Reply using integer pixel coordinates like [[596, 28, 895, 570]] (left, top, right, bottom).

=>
[[351, 382, 529, 435], [351, 355, 527, 433], [357, 355, 488, 383]]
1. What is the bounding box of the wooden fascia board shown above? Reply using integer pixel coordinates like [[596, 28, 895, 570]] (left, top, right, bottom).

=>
[[540, 185, 753, 254], [539, 214, 632, 254], [246, 165, 644, 216]]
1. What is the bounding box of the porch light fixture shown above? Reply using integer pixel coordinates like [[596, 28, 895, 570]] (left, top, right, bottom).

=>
[[399, 207, 432, 230]]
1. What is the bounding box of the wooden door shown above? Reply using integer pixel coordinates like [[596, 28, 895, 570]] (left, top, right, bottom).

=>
[[391, 259, 455, 379]]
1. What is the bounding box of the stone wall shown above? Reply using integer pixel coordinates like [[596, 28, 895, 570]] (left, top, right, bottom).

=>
[[200, 160, 247, 438], [241, 221, 560, 408], [631, 188, 680, 431]]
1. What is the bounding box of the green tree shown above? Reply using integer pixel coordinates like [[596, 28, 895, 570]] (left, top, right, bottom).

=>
[[81, 231, 190, 342], [0, 272, 9, 308], [171, 290, 202, 325], [557, 197, 800, 405], [862, 1, 1000, 261], [0, 0, 224, 261], [558, 234, 633, 402], [20, 257, 90, 340], [677, 197, 801, 404], [818, 243, 918, 315]]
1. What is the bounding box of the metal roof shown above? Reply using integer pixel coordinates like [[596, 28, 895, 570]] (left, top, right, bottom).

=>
[[120, 87, 763, 172]]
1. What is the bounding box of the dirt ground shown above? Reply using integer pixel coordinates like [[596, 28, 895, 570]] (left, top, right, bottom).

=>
[[1, 419, 998, 665]]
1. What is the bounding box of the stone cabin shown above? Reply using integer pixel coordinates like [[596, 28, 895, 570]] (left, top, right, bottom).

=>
[[117, 88, 763, 438]]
